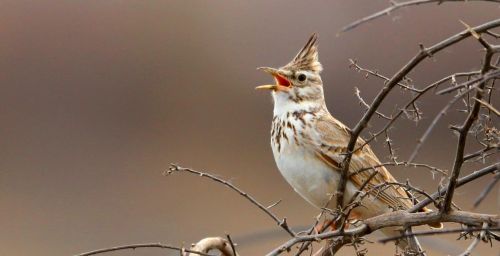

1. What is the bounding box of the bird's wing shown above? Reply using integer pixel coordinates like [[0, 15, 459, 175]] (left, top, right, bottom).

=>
[[313, 114, 413, 210]]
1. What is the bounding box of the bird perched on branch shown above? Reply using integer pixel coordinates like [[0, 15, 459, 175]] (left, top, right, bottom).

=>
[[256, 33, 442, 250]]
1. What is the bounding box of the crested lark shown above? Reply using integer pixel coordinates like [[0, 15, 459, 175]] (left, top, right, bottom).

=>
[[256, 34, 441, 249]]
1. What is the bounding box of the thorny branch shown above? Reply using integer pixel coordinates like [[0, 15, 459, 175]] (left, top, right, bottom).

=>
[[408, 82, 480, 162], [340, 0, 500, 33], [440, 22, 498, 213], [409, 163, 499, 213], [313, 164, 500, 255], [75, 243, 213, 256], [166, 164, 296, 237], [267, 210, 499, 256], [379, 224, 498, 243], [335, 17, 500, 214]]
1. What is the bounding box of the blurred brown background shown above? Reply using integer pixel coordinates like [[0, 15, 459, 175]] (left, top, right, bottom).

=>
[[0, 1, 498, 255]]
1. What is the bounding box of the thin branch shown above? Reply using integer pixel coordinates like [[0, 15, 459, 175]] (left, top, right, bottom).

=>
[[226, 234, 238, 256], [473, 172, 500, 208], [340, 0, 500, 33], [354, 71, 477, 154], [166, 164, 296, 237], [355, 87, 392, 120], [408, 84, 478, 162], [349, 59, 419, 93], [410, 163, 499, 213], [485, 30, 500, 39], [436, 69, 500, 95], [349, 171, 380, 206], [457, 223, 489, 256], [75, 243, 213, 256], [464, 146, 497, 161], [379, 225, 497, 243], [474, 97, 500, 116]]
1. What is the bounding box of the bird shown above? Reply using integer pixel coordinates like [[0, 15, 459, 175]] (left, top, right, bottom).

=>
[[255, 33, 442, 250]]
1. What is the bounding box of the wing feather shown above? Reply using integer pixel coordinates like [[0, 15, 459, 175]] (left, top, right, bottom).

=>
[[313, 114, 413, 210]]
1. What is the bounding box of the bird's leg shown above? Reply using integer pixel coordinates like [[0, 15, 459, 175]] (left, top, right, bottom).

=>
[[315, 211, 362, 234], [314, 218, 337, 234]]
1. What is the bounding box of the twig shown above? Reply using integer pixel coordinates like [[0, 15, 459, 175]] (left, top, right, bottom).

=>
[[166, 164, 296, 237], [464, 146, 497, 161], [266, 199, 282, 209], [340, 0, 500, 33], [226, 234, 238, 256], [349, 59, 419, 93], [436, 69, 500, 95], [457, 223, 489, 256], [408, 84, 478, 162], [379, 225, 497, 243], [474, 97, 500, 116], [485, 30, 500, 39], [355, 87, 392, 120], [473, 172, 500, 208], [354, 70, 480, 155], [75, 243, 213, 256], [385, 131, 398, 161], [410, 163, 499, 212]]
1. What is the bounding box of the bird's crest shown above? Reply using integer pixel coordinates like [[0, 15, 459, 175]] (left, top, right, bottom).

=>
[[284, 33, 323, 73]]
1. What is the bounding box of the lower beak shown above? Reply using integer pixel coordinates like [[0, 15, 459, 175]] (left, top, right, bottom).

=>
[[255, 67, 290, 91], [255, 84, 278, 90]]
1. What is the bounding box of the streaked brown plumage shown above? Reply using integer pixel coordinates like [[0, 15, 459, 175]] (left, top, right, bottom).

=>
[[256, 33, 441, 249]]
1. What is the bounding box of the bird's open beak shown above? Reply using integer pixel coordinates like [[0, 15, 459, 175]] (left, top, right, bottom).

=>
[[256, 67, 291, 91]]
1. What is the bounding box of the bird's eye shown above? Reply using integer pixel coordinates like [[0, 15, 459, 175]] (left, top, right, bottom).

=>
[[297, 73, 307, 82]]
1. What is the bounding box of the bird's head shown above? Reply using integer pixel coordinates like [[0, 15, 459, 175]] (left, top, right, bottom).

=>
[[256, 33, 324, 108]]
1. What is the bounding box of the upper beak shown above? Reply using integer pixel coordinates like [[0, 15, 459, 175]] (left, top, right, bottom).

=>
[[256, 67, 290, 91]]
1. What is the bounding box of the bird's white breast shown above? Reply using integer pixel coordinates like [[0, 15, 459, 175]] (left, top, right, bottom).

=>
[[271, 112, 342, 209], [273, 142, 340, 208]]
